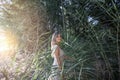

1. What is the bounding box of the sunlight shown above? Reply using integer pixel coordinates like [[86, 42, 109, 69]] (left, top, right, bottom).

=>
[[0, 0, 12, 4], [0, 29, 18, 59]]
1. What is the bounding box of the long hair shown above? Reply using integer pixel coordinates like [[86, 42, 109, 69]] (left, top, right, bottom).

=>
[[51, 31, 60, 57], [51, 31, 60, 49]]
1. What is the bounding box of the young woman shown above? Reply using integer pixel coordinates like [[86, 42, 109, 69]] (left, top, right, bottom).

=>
[[48, 31, 72, 80]]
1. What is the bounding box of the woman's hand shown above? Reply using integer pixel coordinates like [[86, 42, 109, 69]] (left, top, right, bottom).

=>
[[63, 55, 75, 61]]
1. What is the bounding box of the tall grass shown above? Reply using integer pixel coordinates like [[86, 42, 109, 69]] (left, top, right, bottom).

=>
[[0, 0, 48, 79], [0, 0, 119, 80], [16, 0, 120, 80]]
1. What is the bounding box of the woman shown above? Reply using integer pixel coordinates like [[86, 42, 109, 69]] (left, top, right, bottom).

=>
[[48, 31, 72, 80]]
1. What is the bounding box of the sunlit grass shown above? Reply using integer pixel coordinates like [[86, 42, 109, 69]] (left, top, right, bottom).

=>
[[0, 0, 48, 79], [0, 29, 18, 59]]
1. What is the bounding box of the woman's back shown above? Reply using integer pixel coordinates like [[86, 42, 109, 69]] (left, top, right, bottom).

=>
[[51, 44, 64, 66]]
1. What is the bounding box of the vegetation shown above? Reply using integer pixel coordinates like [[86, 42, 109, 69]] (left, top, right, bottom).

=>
[[0, 0, 119, 80]]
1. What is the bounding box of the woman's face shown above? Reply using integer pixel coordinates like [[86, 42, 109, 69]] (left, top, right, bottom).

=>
[[56, 34, 62, 43]]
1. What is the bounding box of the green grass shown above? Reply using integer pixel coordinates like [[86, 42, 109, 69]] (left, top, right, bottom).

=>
[[0, 0, 119, 80]]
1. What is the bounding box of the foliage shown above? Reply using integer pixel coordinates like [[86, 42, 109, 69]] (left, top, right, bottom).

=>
[[0, 0, 120, 80], [38, 0, 120, 80]]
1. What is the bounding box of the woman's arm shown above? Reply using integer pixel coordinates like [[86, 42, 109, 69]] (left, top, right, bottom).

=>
[[63, 55, 74, 61], [54, 47, 62, 70]]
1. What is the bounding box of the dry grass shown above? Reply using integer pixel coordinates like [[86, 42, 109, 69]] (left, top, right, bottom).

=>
[[0, 0, 49, 80]]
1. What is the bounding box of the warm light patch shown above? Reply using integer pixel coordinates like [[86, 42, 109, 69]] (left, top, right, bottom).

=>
[[0, 29, 18, 59]]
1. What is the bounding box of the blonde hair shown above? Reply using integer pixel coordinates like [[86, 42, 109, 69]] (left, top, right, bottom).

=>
[[51, 31, 60, 57], [51, 31, 60, 49]]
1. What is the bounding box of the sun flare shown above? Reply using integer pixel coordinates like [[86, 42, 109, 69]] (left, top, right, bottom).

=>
[[0, 29, 18, 59]]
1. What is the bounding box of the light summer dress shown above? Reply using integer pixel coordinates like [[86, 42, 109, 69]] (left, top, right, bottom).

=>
[[48, 44, 64, 80]]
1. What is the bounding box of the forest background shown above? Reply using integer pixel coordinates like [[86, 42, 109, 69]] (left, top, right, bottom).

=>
[[0, 0, 120, 80]]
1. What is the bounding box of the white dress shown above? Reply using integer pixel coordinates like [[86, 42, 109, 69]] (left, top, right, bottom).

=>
[[48, 44, 64, 80]]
